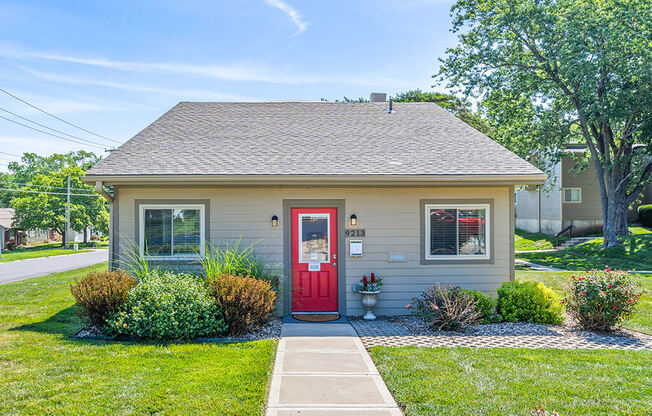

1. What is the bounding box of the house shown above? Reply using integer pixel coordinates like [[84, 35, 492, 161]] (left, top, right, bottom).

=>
[[515, 144, 652, 235], [83, 98, 545, 317], [0, 208, 25, 250]]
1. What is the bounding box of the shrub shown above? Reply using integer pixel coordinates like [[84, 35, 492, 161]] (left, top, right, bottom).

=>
[[200, 240, 280, 289], [565, 269, 644, 332], [106, 272, 226, 340], [638, 204, 652, 227], [206, 274, 276, 336], [408, 283, 482, 331], [70, 269, 137, 328], [462, 289, 498, 323], [496, 281, 563, 324], [4, 241, 16, 251]]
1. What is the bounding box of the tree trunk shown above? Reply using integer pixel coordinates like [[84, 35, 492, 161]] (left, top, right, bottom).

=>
[[614, 199, 630, 236], [61, 229, 66, 248], [83, 226, 88, 244]]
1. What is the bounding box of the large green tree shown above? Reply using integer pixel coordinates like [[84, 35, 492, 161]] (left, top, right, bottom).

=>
[[393, 89, 491, 135], [437, 0, 652, 247]]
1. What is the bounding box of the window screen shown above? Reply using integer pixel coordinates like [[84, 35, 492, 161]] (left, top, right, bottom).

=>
[[143, 207, 201, 257], [427, 205, 488, 258]]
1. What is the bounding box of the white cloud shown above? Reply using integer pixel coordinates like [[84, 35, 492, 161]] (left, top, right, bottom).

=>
[[20, 68, 260, 101], [264, 0, 308, 35], [0, 43, 407, 87]]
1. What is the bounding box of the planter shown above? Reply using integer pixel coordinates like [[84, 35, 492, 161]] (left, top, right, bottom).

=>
[[359, 290, 380, 320]]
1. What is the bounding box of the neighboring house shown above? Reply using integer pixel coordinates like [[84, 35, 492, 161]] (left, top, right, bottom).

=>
[[83, 98, 545, 316], [515, 144, 652, 235], [0, 208, 25, 249]]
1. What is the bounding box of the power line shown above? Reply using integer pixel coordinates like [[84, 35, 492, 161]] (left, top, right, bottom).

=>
[[0, 114, 106, 149], [0, 107, 111, 148], [0, 87, 121, 145], [0, 151, 20, 157], [0, 180, 97, 193], [0, 187, 102, 197]]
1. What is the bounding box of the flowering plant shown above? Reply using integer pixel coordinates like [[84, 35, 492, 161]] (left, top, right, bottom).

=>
[[565, 268, 644, 332], [359, 273, 383, 292]]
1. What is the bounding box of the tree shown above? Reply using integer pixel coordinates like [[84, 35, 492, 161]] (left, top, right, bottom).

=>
[[393, 89, 491, 135], [8, 151, 101, 185], [11, 166, 108, 245], [437, 0, 652, 247]]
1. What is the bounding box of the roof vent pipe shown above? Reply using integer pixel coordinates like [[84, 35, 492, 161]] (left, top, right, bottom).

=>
[[388, 97, 393, 113]]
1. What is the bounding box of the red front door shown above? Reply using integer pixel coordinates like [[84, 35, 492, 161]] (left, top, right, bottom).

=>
[[291, 208, 338, 312]]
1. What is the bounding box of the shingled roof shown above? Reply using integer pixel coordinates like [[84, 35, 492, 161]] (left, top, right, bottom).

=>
[[86, 101, 544, 183]]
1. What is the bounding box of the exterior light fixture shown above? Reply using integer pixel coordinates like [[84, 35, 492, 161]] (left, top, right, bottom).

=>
[[350, 214, 357, 226], [271, 215, 279, 228]]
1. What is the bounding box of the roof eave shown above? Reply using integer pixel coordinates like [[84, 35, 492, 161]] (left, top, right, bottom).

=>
[[83, 173, 547, 186]]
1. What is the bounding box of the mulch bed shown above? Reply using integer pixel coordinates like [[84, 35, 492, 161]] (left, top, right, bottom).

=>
[[74, 318, 283, 342]]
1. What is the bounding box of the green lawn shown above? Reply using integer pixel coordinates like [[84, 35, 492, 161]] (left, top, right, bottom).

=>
[[517, 271, 652, 335], [516, 231, 652, 271], [370, 346, 652, 416], [0, 263, 277, 415], [0, 241, 108, 263], [515, 228, 567, 251]]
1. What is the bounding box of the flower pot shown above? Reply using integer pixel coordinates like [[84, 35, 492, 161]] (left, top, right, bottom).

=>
[[359, 290, 380, 320]]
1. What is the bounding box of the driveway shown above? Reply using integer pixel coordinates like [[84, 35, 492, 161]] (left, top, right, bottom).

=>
[[0, 250, 108, 284]]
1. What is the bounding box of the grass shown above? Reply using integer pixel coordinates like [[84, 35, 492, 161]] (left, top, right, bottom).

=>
[[515, 228, 567, 251], [516, 231, 652, 271], [370, 346, 652, 416], [0, 241, 108, 263], [0, 263, 277, 415], [517, 271, 652, 335]]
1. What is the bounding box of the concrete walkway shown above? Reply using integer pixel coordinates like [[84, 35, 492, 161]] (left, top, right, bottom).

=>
[[266, 323, 402, 416], [0, 249, 108, 284]]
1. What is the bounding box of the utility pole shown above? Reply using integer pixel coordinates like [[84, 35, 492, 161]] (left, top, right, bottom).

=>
[[65, 175, 70, 249]]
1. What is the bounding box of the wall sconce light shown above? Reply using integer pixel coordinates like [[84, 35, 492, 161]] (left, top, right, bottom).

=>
[[350, 214, 357, 226], [271, 215, 279, 228]]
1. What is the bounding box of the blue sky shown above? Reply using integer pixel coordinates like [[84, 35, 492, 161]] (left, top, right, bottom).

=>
[[0, 0, 457, 170]]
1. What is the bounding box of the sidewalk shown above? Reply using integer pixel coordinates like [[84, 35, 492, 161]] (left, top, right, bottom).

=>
[[266, 322, 402, 416]]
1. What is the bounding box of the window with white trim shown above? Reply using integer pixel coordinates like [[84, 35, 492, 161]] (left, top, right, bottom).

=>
[[563, 187, 582, 203], [425, 204, 490, 260], [139, 204, 205, 258]]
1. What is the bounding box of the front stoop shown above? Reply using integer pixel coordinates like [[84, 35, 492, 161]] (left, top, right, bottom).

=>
[[266, 323, 403, 416]]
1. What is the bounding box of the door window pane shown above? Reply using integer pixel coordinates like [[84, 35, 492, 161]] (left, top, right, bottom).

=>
[[144, 209, 172, 256], [300, 214, 329, 262], [172, 209, 200, 255], [429, 209, 457, 256], [458, 209, 486, 255]]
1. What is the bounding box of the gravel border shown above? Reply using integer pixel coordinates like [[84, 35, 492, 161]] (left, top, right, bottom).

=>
[[74, 318, 283, 342], [349, 316, 652, 350]]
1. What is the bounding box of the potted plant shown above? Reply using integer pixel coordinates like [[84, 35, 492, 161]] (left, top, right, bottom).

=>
[[358, 273, 383, 320]]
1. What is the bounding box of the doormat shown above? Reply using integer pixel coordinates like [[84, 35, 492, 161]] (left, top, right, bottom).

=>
[[292, 314, 341, 322]]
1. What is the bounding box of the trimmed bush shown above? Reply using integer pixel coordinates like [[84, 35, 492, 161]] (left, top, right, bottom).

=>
[[496, 281, 563, 324], [565, 269, 644, 332], [70, 270, 136, 327], [206, 274, 276, 336], [638, 204, 652, 227], [462, 289, 499, 323], [107, 272, 226, 340], [409, 283, 482, 331]]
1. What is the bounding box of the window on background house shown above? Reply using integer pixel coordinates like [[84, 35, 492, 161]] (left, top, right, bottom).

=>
[[139, 205, 204, 258], [562, 188, 582, 203], [425, 204, 490, 260]]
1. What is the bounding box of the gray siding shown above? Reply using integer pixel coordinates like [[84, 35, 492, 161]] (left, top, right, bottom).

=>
[[115, 185, 513, 316]]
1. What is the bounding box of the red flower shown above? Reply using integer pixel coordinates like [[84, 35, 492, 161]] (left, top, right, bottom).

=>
[[608, 284, 613, 288], [628, 299, 632, 302], [606, 268, 611, 272], [613, 305, 617, 309], [405, 304, 411, 309], [581, 291, 585, 295], [586, 270, 590, 273], [362, 275, 368, 285], [571, 275, 575, 279], [578, 277, 584, 281], [371, 273, 376, 283]]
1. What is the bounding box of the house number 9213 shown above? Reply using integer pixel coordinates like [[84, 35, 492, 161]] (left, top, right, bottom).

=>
[[345, 229, 366, 237]]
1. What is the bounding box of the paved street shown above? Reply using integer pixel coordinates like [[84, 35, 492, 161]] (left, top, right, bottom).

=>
[[0, 250, 108, 284]]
